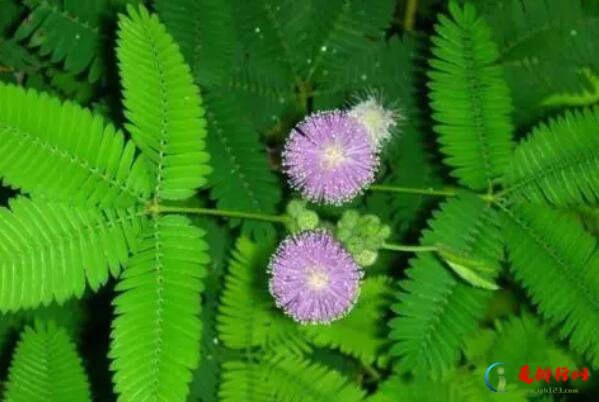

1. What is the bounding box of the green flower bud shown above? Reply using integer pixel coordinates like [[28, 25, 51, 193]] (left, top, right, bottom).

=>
[[336, 210, 391, 267], [354, 250, 378, 266], [285, 199, 320, 233]]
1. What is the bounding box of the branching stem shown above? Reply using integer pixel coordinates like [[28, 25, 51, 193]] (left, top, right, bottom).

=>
[[369, 184, 500, 204], [404, 0, 418, 31], [381, 243, 437, 253], [369, 184, 457, 197], [151, 204, 436, 254], [152, 205, 289, 224], [362, 363, 381, 381]]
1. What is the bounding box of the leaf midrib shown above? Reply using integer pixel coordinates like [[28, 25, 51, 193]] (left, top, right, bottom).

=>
[[504, 207, 599, 314], [0, 123, 147, 204]]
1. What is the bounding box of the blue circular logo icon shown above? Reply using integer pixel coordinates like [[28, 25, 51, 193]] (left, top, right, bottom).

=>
[[485, 362, 509, 393]]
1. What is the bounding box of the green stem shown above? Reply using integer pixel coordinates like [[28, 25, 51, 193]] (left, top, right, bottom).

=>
[[493, 186, 513, 199], [362, 363, 381, 381], [381, 243, 437, 253], [369, 184, 500, 204], [404, 0, 418, 31], [154, 206, 437, 254], [298, 81, 311, 114], [369, 184, 457, 197], [154, 205, 289, 224]]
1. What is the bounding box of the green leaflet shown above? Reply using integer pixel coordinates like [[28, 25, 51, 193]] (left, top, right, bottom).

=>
[[438, 249, 499, 290], [503, 107, 599, 206], [117, 5, 211, 201], [154, 0, 236, 87], [501, 204, 599, 368], [14, 0, 110, 82], [0, 197, 144, 312], [264, 354, 365, 402], [110, 214, 209, 401], [219, 360, 274, 402], [203, 91, 282, 241], [219, 354, 365, 402], [0, 83, 151, 207], [428, 1, 514, 190], [0, 0, 21, 34], [0, 39, 42, 74], [424, 194, 504, 286], [367, 376, 467, 402], [3, 321, 91, 402], [185, 218, 233, 402]]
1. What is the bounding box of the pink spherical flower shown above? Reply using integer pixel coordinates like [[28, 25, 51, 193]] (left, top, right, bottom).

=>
[[268, 230, 363, 324], [282, 111, 379, 205]]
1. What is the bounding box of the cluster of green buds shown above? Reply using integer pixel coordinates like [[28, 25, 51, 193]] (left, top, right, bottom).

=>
[[335, 210, 391, 267], [285, 199, 320, 233]]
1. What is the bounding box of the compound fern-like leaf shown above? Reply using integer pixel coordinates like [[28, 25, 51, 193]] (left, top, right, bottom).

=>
[[0, 83, 151, 207], [389, 196, 497, 377], [367, 376, 465, 402], [219, 354, 365, 402], [14, 0, 110, 81], [428, 1, 514, 190], [501, 203, 599, 367], [204, 93, 282, 241], [117, 5, 211, 201], [232, 0, 393, 85], [478, 0, 599, 125], [155, 0, 236, 87], [219, 360, 273, 402], [301, 0, 394, 83], [3, 321, 91, 402], [0, 38, 42, 74], [110, 214, 209, 401], [389, 254, 490, 378], [0, 197, 144, 312], [266, 354, 365, 402], [503, 107, 599, 206]]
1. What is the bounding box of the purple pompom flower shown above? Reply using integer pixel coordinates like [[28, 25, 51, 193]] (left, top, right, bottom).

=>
[[283, 111, 378, 205], [268, 230, 363, 324]]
